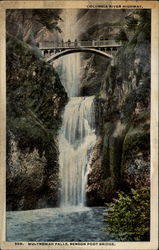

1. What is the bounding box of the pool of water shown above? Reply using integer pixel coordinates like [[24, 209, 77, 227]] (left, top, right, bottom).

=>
[[6, 206, 112, 242]]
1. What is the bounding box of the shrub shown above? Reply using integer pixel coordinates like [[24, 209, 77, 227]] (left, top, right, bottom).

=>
[[103, 187, 150, 241]]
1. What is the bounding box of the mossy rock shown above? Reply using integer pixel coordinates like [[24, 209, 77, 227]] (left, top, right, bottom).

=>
[[121, 124, 150, 176]]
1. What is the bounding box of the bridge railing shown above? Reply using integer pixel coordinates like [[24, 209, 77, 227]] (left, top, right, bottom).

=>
[[39, 40, 121, 49]]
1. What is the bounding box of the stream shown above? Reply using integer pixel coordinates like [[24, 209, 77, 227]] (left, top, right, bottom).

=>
[[6, 207, 112, 242]]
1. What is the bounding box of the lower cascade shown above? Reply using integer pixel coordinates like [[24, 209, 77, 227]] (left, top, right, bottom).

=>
[[58, 96, 96, 207]]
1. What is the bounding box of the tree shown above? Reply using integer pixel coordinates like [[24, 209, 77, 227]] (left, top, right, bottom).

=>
[[103, 187, 150, 241]]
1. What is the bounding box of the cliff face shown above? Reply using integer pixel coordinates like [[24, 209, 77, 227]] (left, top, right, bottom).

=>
[[78, 10, 151, 205], [77, 9, 128, 39], [6, 9, 63, 46], [6, 11, 67, 210], [78, 10, 128, 96]]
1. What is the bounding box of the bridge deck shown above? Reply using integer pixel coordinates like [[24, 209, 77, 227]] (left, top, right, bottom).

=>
[[39, 40, 121, 50]]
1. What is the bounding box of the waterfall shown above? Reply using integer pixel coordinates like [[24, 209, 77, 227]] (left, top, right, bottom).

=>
[[57, 10, 96, 207], [58, 97, 96, 207]]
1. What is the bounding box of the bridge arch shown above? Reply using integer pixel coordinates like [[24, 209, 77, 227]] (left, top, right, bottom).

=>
[[45, 48, 113, 63]]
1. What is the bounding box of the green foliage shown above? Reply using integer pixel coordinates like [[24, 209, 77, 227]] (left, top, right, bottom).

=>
[[121, 83, 150, 121], [103, 187, 150, 241]]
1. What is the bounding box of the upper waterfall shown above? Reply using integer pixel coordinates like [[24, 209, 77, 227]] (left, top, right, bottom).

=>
[[59, 9, 81, 97]]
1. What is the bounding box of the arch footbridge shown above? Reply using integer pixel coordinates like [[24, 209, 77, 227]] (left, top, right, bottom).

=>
[[39, 39, 122, 63]]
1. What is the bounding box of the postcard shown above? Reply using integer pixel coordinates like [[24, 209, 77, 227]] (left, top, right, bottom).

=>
[[0, 1, 158, 250]]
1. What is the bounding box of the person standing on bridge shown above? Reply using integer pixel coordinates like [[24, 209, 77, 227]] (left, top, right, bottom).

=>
[[67, 39, 71, 47], [74, 39, 78, 47]]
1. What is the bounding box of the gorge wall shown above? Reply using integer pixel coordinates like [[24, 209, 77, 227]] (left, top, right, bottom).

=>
[[6, 10, 68, 210], [77, 10, 150, 205]]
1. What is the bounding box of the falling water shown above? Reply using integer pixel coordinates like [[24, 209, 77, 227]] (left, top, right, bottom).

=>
[[57, 10, 96, 207], [59, 9, 81, 97], [59, 97, 96, 206]]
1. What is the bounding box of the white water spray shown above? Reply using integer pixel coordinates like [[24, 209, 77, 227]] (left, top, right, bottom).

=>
[[59, 96, 96, 206], [57, 10, 96, 207]]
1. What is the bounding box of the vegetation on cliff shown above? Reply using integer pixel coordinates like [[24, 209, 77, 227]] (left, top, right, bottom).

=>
[[7, 35, 66, 154], [6, 10, 67, 210]]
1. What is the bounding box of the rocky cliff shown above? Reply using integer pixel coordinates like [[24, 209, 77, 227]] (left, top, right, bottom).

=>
[[6, 9, 63, 46], [77, 10, 151, 205], [6, 10, 67, 210]]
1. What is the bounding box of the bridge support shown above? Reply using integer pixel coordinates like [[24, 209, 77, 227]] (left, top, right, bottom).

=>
[[110, 48, 113, 55], [111, 58, 115, 66], [41, 50, 44, 57]]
